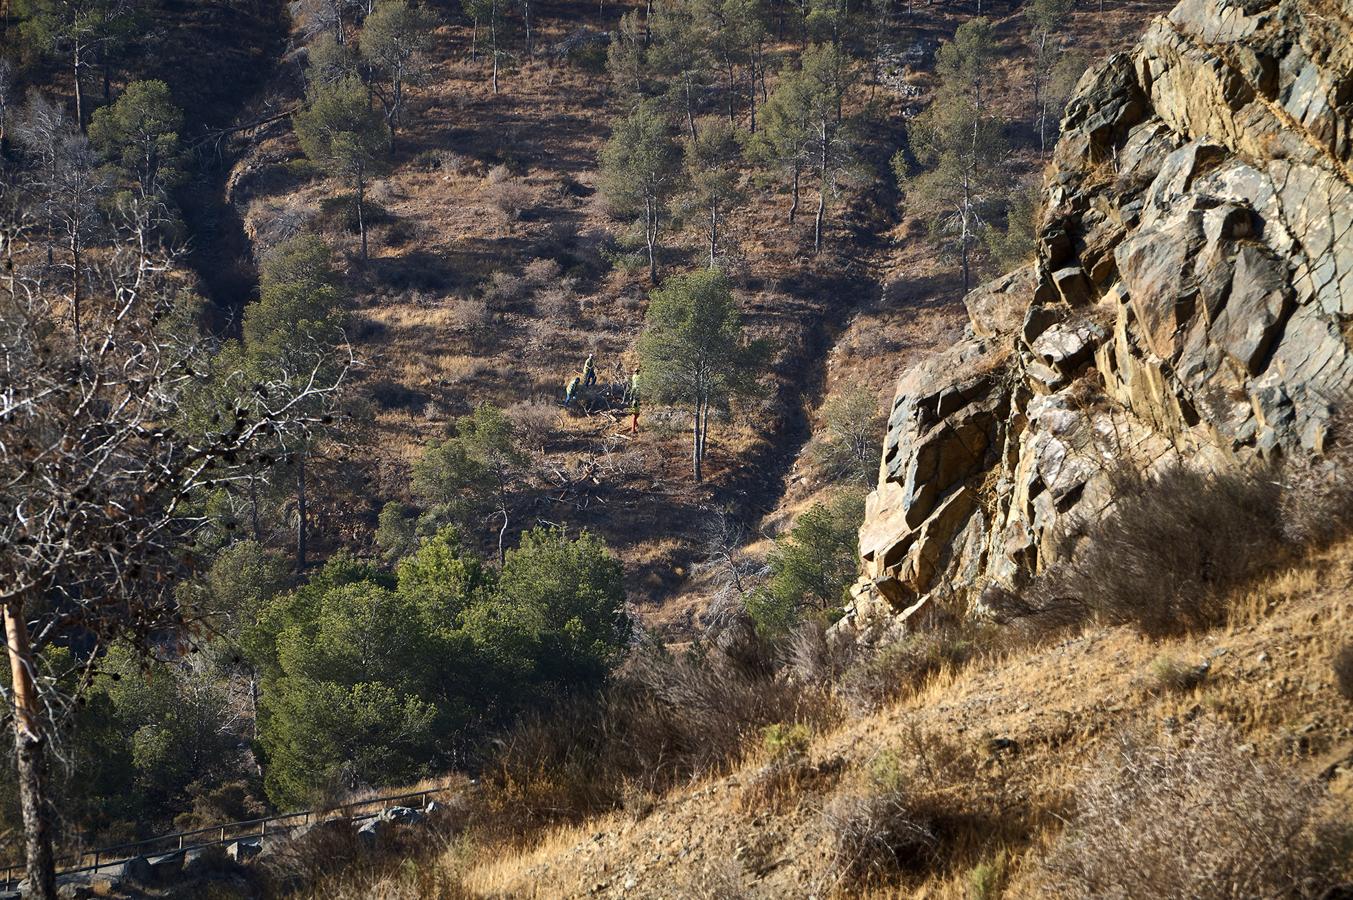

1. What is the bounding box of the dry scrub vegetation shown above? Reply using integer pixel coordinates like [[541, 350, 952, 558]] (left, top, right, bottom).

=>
[[288, 463, 1353, 898]]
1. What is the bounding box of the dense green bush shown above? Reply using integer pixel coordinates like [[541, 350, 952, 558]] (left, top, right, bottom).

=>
[[746, 491, 865, 640], [254, 526, 629, 806]]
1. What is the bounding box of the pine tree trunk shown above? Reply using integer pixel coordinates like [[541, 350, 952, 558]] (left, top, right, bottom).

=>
[[5, 601, 56, 900], [646, 196, 659, 284], [724, 55, 736, 123], [747, 56, 757, 133], [69, 234, 81, 339], [72, 50, 84, 133], [685, 79, 698, 141], [692, 398, 703, 482], [490, 8, 500, 94], [295, 453, 308, 570], [814, 136, 828, 253], [814, 188, 825, 253], [789, 165, 800, 224], [249, 672, 263, 777], [709, 203, 718, 267], [249, 474, 262, 542], [357, 172, 368, 260]]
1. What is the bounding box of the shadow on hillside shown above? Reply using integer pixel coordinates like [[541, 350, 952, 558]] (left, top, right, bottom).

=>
[[881, 270, 967, 311]]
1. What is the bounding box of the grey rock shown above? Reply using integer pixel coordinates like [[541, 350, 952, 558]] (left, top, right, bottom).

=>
[[226, 838, 263, 863], [840, 0, 1353, 641], [379, 805, 424, 826]]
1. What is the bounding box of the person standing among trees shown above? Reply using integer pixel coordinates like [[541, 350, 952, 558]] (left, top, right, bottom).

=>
[[583, 353, 597, 387]]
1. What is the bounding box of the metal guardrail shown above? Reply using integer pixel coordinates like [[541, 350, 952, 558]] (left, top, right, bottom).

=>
[[0, 786, 449, 889]]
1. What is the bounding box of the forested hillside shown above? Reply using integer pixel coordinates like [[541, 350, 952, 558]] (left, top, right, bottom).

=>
[[3, 0, 1349, 896]]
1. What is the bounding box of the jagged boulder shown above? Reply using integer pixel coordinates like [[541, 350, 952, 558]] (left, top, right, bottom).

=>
[[841, 0, 1353, 639]]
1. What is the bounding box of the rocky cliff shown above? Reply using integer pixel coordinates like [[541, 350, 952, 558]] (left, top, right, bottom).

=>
[[843, 0, 1353, 639]]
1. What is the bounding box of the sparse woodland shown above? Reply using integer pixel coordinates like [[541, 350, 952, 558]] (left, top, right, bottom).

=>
[[1, 0, 1351, 897]]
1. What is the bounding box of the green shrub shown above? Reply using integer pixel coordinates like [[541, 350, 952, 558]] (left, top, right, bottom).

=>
[[746, 490, 865, 640], [761, 722, 812, 759]]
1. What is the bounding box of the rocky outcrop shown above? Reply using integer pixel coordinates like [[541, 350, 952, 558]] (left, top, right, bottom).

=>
[[842, 0, 1353, 640]]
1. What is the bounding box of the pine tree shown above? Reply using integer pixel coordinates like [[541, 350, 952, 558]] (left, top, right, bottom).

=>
[[87, 79, 184, 209], [293, 75, 390, 259], [682, 117, 744, 266], [898, 17, 1005, 293], [360, 0, 437, 145], [599, 101, 682, 284], [636, 269, 766, 482], [761, 43, 855, 252], [16, 0, 141, 131]]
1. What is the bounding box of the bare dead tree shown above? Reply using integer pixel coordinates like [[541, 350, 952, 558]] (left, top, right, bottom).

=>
[[0, 200, 348, 898]]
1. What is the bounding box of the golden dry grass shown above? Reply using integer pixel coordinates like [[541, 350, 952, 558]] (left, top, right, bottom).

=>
[[446, 534, 1353, 899]]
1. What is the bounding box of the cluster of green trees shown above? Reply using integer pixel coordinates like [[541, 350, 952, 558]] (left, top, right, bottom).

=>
[[746, 489, 865, 639], [237, 525, 628, 806], [294, 0, 438, 258], [379, 403, 526, 561], [597, 0, 1084, 290], [894, 9, 1086, 289], [599, 19, 859, 276], [14, 0, 144, 131], [183, 233, 351, 570]]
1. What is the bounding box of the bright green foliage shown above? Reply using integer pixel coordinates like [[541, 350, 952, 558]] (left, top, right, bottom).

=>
[[260, 576, 445, 804], [16, 0, 141, 128], [637, 268, 765, 482], [293, 75, 390, 258], [245, 234, 347, 374], [810, 384, 885, 484], [254, 527, 628, 805], [682, 117, 744, 267], [986, 181, 1042, 272], [409, 404, 525, 554], [761, 42, 855, 251], [193, 539, 290, 644], [487, 527, 629, 688], [395, 526, 491, 625], [87, 79, 183, 207], [746, 490, 864, 639], [360, 0, 438, 141], [262, 675, 440, 806], [599, 101, 682, 284], [246, 551, 390, 678], [900, 17, 1006, 293]]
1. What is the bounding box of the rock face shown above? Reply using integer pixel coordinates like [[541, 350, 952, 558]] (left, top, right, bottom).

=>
[[843, 0, 1353, 639]]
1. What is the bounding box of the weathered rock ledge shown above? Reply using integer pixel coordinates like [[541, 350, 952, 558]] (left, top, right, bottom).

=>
[[842, 0, 1353, 639]]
